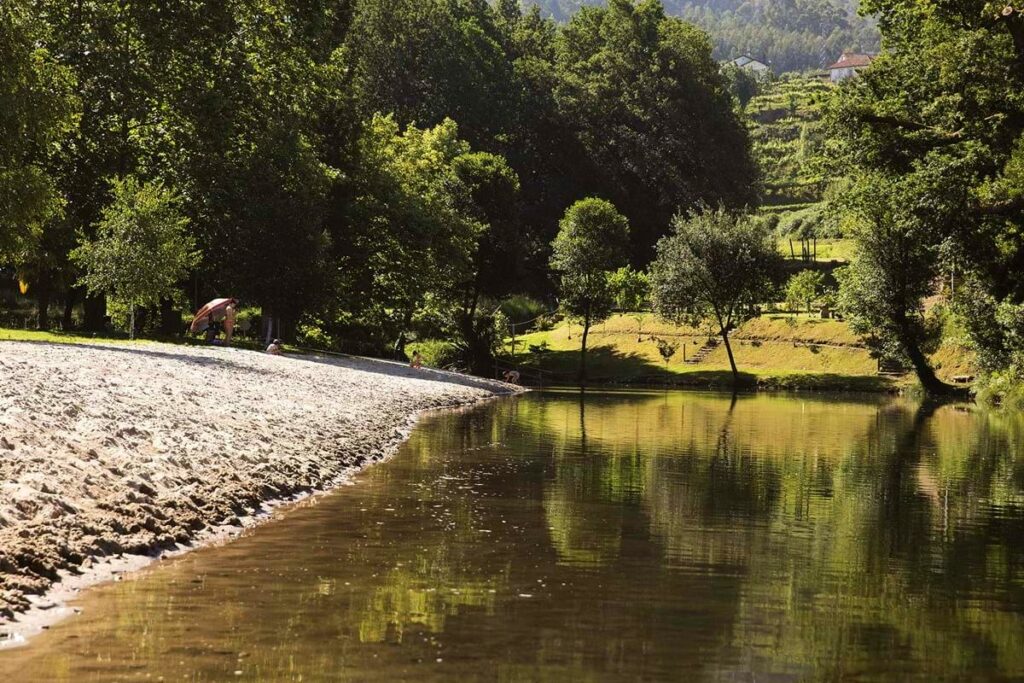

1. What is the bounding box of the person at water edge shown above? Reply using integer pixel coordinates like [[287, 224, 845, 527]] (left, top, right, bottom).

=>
[[223, 299, 238, 345], [410, 351, 423, 369], [503, 369, 520, 384], [266, 338, 284, 355]]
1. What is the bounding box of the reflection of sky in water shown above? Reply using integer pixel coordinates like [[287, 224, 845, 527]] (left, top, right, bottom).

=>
[[2, 391, 1023, 682]]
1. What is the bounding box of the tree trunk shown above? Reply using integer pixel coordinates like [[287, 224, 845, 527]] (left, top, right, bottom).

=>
[[894, 311, 952, 395], [129, 304, 135, 340], [579, 309, 591, 387], [721, 328, 739, 385], [159, 297, 179, 336], [35, 277, 52, 331], [83, 293, 106, 333], [902, 334, 951, 395], [62, 288, 78, 330]]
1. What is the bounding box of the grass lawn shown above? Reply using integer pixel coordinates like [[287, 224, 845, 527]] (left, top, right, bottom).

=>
[[505, 313, 979, 392], [0, 327, 271, 352], [0, 328, 137, 344], [778, 238, 857, 263]]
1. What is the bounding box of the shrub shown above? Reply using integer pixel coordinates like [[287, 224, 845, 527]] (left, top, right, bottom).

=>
[[407, 339, 460, 369], [499, 295, 549, 329]]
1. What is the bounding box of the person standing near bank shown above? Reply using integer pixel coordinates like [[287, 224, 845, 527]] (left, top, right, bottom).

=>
[[223, 299, 238, 346]]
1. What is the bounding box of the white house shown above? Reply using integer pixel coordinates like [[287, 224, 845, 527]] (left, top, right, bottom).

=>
[[728, 55, 770, 74], [826, 52, 874, 82]]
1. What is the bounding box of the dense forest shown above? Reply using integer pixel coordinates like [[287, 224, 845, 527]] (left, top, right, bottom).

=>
[[527, 0, 880, 71], [3, 0, 1024, 400], [0, 0, 754, 368]]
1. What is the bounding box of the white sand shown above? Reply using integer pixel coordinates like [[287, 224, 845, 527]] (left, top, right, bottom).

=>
[[0, 342, 515, 622]]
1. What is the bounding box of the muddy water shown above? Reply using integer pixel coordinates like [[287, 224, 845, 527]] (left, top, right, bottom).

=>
[[2, 390, 1024, 681]]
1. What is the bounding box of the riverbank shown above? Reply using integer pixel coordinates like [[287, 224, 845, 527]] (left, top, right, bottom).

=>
[[507, 314, 977, 392], [0, 341, 517, 628]]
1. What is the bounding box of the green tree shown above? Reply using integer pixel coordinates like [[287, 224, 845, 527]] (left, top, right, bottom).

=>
[[786, 269, 824, 312], [1, 0, 77, 330], [833, 172, 951, 394], [550, 198, 630, 383], [650, 206, 782, 384], [829, 0, 1024, 393], [554, 0, 758, 259], [334, 115, 485, 356], [609, 265, 650, 340], [71, 177, 198, 339], [450, 150, 522, 374]]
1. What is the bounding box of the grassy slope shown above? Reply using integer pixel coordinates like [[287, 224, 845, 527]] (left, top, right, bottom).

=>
[[509, 314, 976, 391]]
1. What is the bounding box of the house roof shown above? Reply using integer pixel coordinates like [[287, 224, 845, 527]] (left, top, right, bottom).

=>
[[827, 52, 874, 70], [730, 55, 767, 68]]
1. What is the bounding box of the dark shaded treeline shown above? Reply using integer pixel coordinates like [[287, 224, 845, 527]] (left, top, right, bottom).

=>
[[1, 0, 756, 358]]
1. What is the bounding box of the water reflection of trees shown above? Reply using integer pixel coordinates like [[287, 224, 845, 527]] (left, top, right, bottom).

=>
[[517, 392, 1024, 679]]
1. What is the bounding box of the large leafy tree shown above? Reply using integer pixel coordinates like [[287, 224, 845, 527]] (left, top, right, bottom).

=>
[[144, 0, 352, 339], [0, 1, 77, 326], [650, 206, 782, 384], [332, 115, 485, 355], [829, 0, 1024, 393], [550, 198, 630, 383], [32, 0, 166, 330], [554, 0, 758, 260]]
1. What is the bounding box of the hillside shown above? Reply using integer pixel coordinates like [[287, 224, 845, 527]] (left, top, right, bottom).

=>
[[526, 0, 880, 73], [505, 314, 976, 390]]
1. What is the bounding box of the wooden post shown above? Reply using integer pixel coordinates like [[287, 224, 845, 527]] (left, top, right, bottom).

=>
[[789, 239, 795, 258]]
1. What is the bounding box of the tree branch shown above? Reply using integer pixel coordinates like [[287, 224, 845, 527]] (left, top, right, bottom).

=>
[[979, 195, 1024, 217]]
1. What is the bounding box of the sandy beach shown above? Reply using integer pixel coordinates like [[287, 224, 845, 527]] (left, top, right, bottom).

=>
[[0, 342, 515, 624]]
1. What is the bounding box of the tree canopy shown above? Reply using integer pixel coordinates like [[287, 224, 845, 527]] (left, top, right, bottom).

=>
[[650, 206, 782, 383], [550, 198, 630, 382]]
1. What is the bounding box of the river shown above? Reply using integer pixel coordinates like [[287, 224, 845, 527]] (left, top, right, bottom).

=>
[[1, 390, 1023, 681]]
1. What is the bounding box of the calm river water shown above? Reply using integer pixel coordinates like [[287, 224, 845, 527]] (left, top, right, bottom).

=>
[[2, 390, 1024, 681]]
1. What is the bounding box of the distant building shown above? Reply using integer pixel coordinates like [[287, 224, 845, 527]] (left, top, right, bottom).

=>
[[826, 52, 875, 82], [728, 55, 770, 75]]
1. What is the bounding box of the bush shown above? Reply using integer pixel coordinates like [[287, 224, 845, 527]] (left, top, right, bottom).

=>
[[499, 295, 549, 330], [407, 339, 460, 369]]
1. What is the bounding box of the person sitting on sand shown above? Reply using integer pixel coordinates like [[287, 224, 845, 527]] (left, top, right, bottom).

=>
[[266, 339, 283, 355], [410, 351, 423, 369]]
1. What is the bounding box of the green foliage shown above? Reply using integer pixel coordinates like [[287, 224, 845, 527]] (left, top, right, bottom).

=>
[[654, 336, 679, 363], [70, 177, 198, 334], [720, 63, 761, 110], [786, 269, 825, 311], [551, 198, 630, 322], [747, 76, 833, 209], [338, 115, 483, 337], [827, 0, 1024, 392], [551, 197, 630, 381], [500, 295, 549, 327], [650, 206, 783, 379], [555, 0, 757, 256], [406, 339, 461, 369], [0, 1, 76, 258], [609, 266, 650, 312]]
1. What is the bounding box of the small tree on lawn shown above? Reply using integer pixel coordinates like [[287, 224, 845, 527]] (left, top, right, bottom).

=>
[[550, 198, 629, 384], [650, 206, 783, 385], [786, 269, 825, 312], [610, 265, 650, 340], [71, 177, 198, 339]]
